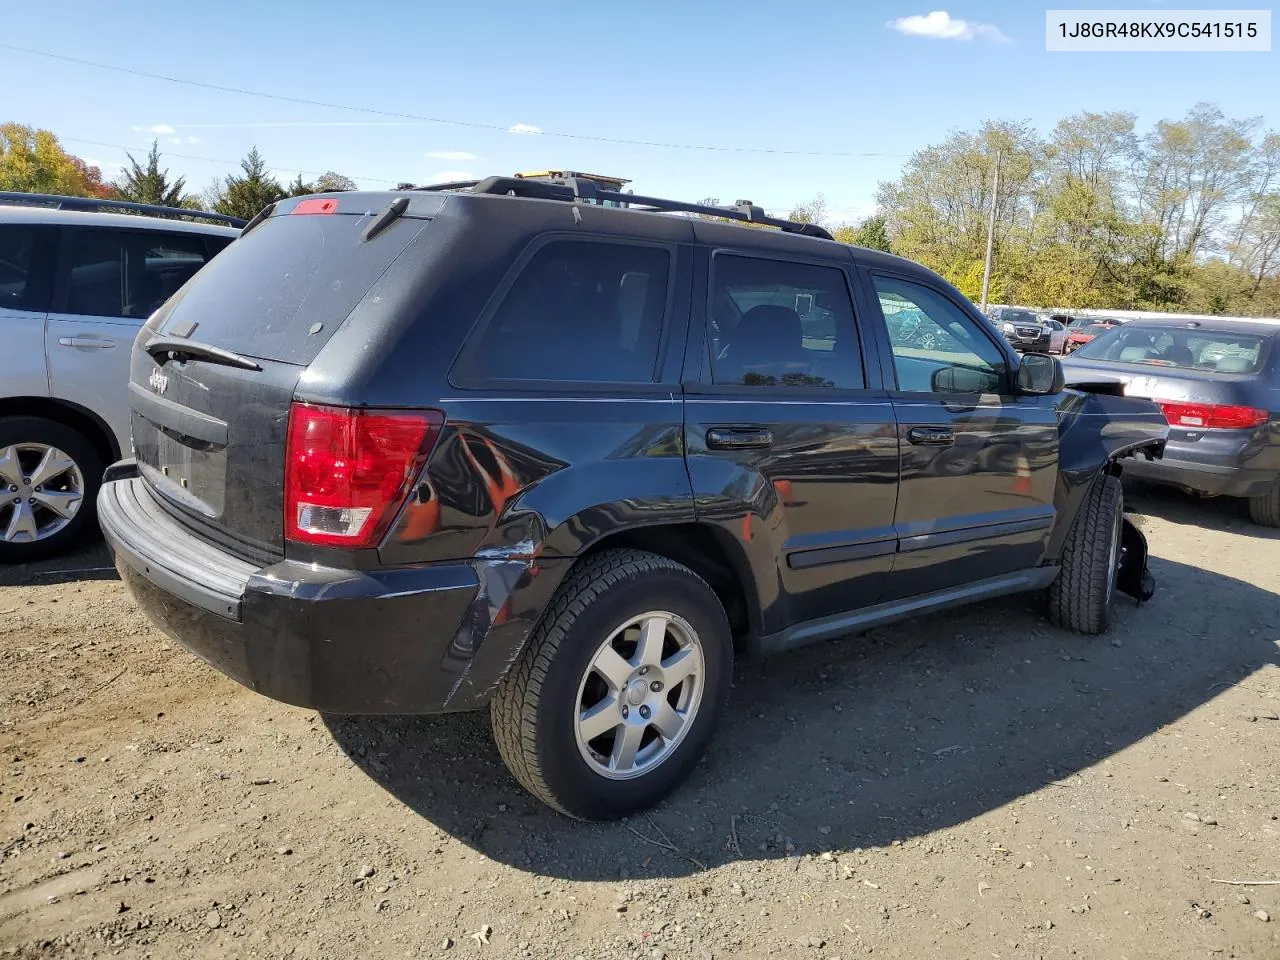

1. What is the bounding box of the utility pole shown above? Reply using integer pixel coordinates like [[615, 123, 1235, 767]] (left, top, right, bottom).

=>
[[979, 149, 1002, 313]]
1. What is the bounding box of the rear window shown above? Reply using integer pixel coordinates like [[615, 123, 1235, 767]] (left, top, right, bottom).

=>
[[454, 238, 671, 384], [1077, 324, 1270, 374], [152, 213, 426, 365]]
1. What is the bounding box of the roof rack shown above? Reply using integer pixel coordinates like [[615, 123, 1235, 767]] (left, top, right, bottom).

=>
[[408, 176, 834, 240], [0, 192, 245, 228]]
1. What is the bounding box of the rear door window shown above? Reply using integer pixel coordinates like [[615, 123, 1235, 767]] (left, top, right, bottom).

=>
[[455, 238, 672, 384], [708, 254, 864, 389], [63, 228, 213, 321], [0, 223, 55, 313]]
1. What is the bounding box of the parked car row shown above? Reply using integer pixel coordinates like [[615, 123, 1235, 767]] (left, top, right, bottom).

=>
[[988, 306, 1126, 356]]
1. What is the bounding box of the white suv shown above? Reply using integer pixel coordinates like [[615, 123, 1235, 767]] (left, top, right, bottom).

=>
[[0, 194, 241, 561]]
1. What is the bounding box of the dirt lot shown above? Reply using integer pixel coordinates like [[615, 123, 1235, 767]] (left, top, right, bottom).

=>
[[2, 482, 1278, 960]]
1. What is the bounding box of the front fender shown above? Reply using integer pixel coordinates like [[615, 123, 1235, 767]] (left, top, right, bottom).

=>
[[1044, 389, 1168, 565]]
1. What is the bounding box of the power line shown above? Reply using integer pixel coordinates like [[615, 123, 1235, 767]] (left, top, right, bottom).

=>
[[2, 43, 910, 159]]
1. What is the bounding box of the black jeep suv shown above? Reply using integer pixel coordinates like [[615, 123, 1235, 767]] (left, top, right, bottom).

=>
[[98, 178, 1168, 820]]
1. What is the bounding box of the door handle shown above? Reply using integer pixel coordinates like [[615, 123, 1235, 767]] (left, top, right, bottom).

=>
[[907, 426, 955, 445], [58, 336, 116, 349], [706, 427, 773, 450]]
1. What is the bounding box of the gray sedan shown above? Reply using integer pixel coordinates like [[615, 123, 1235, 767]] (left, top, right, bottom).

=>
[[1062, 317, 1280, 526]]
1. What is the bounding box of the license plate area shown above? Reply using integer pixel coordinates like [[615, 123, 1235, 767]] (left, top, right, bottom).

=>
[[133, 412, 227, 517]]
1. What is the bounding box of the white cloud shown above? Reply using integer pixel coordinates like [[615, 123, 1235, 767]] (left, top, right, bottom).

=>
[[131, 123, 177, 135], [427, 150, 478, 161], [887, 10, 1010, 42], [169, 138, 183, 145], [186, 136, 201, 144], [508, 122, 542, 135], [425, 170, 475, 184]]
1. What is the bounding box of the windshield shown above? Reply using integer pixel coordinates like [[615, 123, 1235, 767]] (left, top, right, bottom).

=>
[[1001, 309, 1037, 324], [1075, 324, 1270, 374]]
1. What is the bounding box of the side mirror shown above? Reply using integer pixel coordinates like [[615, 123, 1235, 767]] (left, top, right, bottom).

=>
[[1016, 353, 1065, 395], [931, 365, 1000, 394]]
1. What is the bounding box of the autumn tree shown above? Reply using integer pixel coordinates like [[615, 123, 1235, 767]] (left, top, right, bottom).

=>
[[315, 171, 356, 192], [0, 123, 113, 198]]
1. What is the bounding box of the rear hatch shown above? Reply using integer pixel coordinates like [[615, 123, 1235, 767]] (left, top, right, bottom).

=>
[[127, 202, 430, 563]]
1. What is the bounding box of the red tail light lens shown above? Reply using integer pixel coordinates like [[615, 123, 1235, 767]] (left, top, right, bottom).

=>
[[1158, 401, 1269, 430], [285, 403, 444, 547]]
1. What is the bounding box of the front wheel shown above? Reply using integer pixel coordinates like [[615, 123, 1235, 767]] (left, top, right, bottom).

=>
[[1048, 474, 1124, 635], [490, 549, 732, 820], [1248, 477, 1280, 527]]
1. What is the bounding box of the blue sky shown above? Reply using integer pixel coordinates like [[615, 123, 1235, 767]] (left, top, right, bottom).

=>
[[3, 1, 1276, 224]]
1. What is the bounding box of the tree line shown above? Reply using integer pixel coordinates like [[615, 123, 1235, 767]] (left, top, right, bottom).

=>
[[864, 102, 1280, 316], [0, 123, 355, 221]]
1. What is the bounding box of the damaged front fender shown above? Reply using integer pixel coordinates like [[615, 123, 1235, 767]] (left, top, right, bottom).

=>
[[1044, 385, 1169, 579]]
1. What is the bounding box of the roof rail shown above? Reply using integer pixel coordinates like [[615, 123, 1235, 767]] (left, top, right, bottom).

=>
[[408, 176, 834, 240], [0, 192, 245, 228]]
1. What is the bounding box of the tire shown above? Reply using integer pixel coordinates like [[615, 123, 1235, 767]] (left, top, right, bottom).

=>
[[1248, 477, 1280, 527], [490, 548, 733, 820], [0, 417, 104, 564], [1048, 473, 1123, 635]]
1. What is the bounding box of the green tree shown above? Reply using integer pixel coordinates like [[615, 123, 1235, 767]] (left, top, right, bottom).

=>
[[851, 215, 892, 253], [0, 123, 113, 198], [115, 140, 193, 207], [213, 147, 286, 221], [286, 174, 314, 197]]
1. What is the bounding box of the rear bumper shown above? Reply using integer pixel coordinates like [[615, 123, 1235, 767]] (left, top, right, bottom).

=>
[[98, 472, 568, 714], [1121, 435, 1278, 498]]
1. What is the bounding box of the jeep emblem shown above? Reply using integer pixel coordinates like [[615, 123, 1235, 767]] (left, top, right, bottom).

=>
[[149, 368, 169, 394]]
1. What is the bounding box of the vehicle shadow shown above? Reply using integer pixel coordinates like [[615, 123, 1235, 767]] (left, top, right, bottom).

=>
[[1123, 479, 1280, 540], [0, 542, 117, 587], [322, 554, 1278, 881]]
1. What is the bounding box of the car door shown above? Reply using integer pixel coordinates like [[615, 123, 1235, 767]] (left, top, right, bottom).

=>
[[683, 244, 899, 633], [1045, 318, 1067, 354], [864, 272, 1059, 600], [46, 227, 218, 457], [0, 222, 57, 402]]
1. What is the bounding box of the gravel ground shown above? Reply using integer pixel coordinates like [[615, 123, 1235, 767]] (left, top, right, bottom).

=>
[[1, 481, 1278, 960]]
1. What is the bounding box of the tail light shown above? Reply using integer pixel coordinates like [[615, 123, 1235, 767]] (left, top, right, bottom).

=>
[[1158, 401, 1270, 430], [285, 403, 444, 548]]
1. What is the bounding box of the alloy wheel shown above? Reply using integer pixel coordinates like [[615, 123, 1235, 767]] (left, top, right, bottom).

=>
[[0, 443, 85, 544], [573, 611, 705, 781]]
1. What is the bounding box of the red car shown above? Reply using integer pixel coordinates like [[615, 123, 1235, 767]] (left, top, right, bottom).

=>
[[1064, 320, 1120, 354]]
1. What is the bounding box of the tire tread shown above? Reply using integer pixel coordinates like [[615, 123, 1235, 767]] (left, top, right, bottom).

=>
[[1248, 478, 1280, 527], [1049, 474, 1122, 635]]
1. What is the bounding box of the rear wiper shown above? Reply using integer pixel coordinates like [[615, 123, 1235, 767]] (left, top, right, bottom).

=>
[[144, 336, 262, 371]]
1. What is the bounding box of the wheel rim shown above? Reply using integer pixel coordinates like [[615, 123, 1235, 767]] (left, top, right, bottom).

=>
[[0, 443, 85, 544], [574, 611, 705, 781]]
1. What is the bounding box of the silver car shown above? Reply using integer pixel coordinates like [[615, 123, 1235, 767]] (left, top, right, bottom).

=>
[[0, 194, 240, 561], [1062, 317, 1280, 526]]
